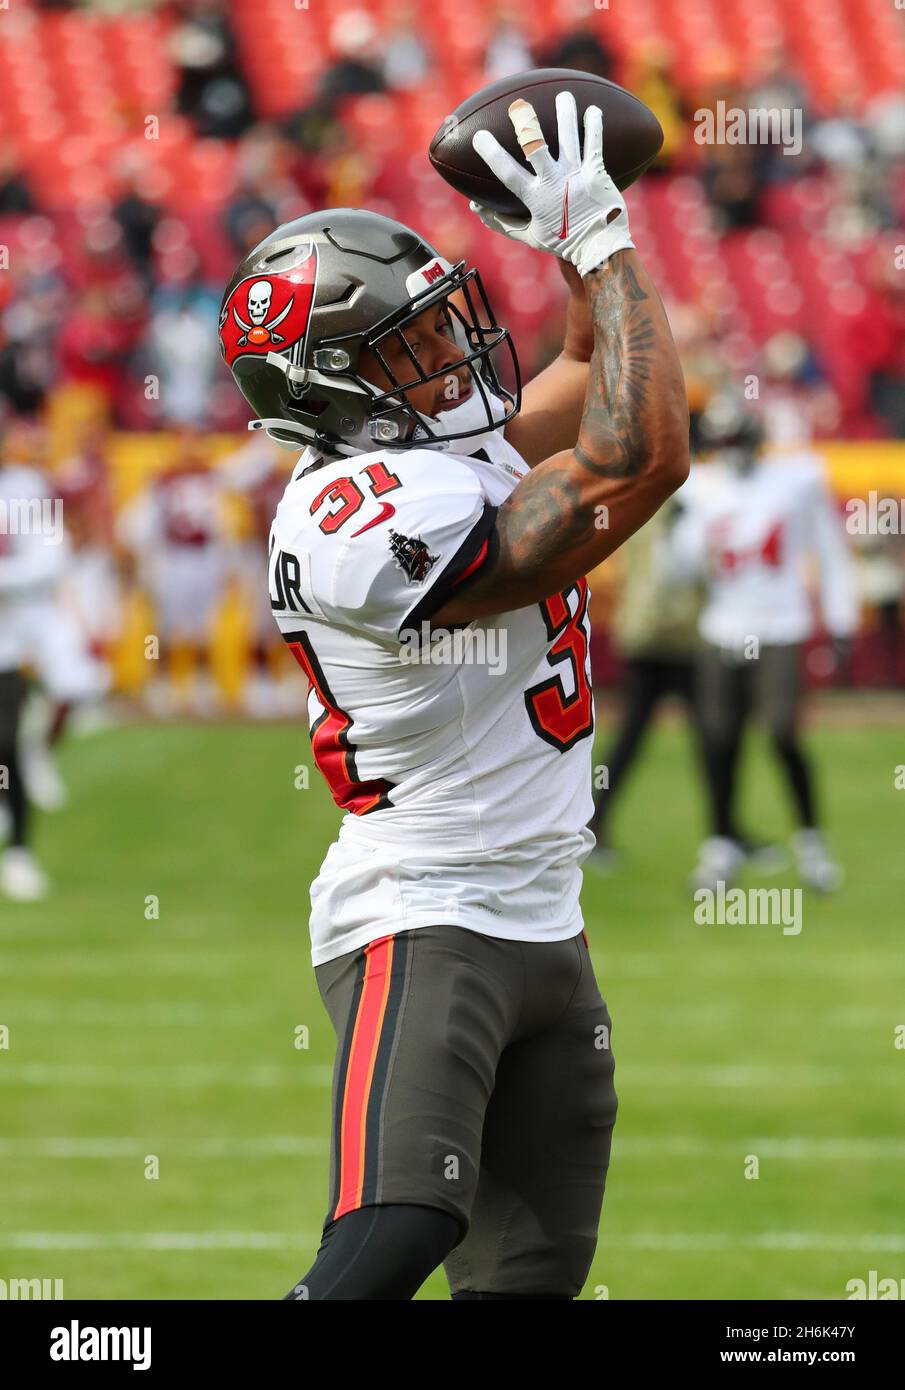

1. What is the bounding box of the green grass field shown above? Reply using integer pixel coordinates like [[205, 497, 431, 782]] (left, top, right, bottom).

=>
[[1, 706, 903, 1300]]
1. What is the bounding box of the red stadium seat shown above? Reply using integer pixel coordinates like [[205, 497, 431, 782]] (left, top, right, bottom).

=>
[[0, 0, 902, 434]]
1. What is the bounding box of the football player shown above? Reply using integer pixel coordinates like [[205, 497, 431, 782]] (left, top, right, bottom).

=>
[[222, 434, 296, 716], [221, 95, 689, 1299], [0, 418, 102, 898], [20, 435, 117, 813], [116, 434, 230, 716], [670, 393, 858, 892], [585, 495, 705, 872]]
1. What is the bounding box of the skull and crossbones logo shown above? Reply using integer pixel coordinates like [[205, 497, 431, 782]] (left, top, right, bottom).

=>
[[231, 279, 295, 348]]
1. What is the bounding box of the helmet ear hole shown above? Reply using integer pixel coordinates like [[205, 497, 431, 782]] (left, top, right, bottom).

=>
[[287, 396, 329, 419]]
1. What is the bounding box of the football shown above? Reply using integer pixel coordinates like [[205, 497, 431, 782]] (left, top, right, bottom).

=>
[[429, 68, 664, 218]]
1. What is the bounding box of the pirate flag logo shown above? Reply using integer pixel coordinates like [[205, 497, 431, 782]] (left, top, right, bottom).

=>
[[218, 243, 319, 368], [388, 529, 439, 584]]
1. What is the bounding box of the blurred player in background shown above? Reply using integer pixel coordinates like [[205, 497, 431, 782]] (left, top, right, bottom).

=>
[[223, 435, 296, 717], [16, 421, 120, 812], [54, 422, 122, 682], [0, 416, 105, 898], [117, 431, 231, 716], [670, 394, 859, 892], [0, 420, 51, 898], [587, 496, 704, 870]]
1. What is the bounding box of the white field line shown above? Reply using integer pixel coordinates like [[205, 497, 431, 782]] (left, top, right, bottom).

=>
[[0, 953, 269, 975], [4, 1002, 272, 1026], [2, 1232, 316, 1251], [592, 953, 905, 980], [0, 1136, 902, 1161], [2, 1001, 893, 1029], [615, 1137, 905, 1159], [0, 1062, 901, 1088], [610, 1233, 905, 1253], [2, 949, 901, 981], [622, 1065, 901, 1087], [0, 1137, 328, 1158], [0, 1063, 334, 1087], [2, 1231, 904, 1254]]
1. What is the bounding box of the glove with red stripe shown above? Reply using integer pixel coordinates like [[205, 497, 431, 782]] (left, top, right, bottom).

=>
[[468, 92, 634, 278]]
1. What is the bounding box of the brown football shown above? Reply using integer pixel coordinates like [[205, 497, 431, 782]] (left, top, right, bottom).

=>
[[429, 68, 663, 217]]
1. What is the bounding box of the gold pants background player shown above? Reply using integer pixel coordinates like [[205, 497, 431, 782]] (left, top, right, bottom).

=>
[[283, 924, 617, 1300]]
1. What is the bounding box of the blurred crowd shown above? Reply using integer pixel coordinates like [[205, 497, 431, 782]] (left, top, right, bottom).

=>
[[0, 0, 903, 441], [0, 0, 903, 730]]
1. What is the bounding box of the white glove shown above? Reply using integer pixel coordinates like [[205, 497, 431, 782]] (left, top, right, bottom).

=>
[[468, 92, 634, 278]]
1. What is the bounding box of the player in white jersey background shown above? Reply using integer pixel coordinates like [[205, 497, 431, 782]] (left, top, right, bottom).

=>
[[669, 393, 859, 894], [0, 418, 108, 900], [116, 433, 232, 717], [221, 96, 690, 1299], [0, 437, 56, 899], [222, 434, 297, 717]]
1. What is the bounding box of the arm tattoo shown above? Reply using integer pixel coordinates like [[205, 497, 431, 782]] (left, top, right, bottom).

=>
[[574, 256, 655, 479], [440, 252, 688, 615], [493, 466, 588, 585]]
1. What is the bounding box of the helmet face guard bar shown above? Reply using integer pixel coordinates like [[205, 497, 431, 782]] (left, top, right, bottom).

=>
[[308, 260, 521, 452]]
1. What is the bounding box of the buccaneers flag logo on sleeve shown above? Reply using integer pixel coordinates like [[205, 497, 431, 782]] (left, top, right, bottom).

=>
[[218, 243, 319, 369], [388, 530, 439, 583]]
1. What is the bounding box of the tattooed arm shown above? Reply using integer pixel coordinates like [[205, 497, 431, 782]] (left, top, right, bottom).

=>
[[432, 249, 689, 623]]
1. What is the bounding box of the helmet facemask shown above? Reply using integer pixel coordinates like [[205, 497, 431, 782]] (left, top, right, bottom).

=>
[[252, 259, 521, 457], [350, 262, 520, 451]]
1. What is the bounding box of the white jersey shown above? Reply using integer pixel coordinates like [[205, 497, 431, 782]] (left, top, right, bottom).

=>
[[0, 465, 66, 671], [670, 452, 858, 650], [116, 466, 229, 643], [0, 465, 106, 698], [269, 431, 595, 966], [62, 545, 122, 649]]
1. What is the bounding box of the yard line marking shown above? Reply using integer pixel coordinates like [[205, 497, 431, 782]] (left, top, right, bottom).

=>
[[620, 1064, 901, 1087], [1, 1061, 900, 1089], [5, 1231, 904, 1254], [0, 1137, 328, 1158], [0, 953, 259, 975], [4, 1232, 319, 1251], [10, 1000, 889, 1032], [0, 1063, 334, 1088], [591, 952, 905, 981], [5, 1002, 267, 1026], [608, 1233, 905, 1253], [1, 1136, 902, 1160], [613, 1136, 905, 1159]]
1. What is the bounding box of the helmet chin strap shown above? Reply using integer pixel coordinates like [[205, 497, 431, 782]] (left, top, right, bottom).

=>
[[248, 418, 361, 457]]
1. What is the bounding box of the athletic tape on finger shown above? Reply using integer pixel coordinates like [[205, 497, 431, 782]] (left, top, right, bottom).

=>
[[508, 102, 545, 151]]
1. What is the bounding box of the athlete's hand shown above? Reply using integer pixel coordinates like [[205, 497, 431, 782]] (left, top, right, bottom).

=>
[[468, 93, 634, 278]]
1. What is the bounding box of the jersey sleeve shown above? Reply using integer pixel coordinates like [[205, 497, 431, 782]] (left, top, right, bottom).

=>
[[275, 450, 498, 643]]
